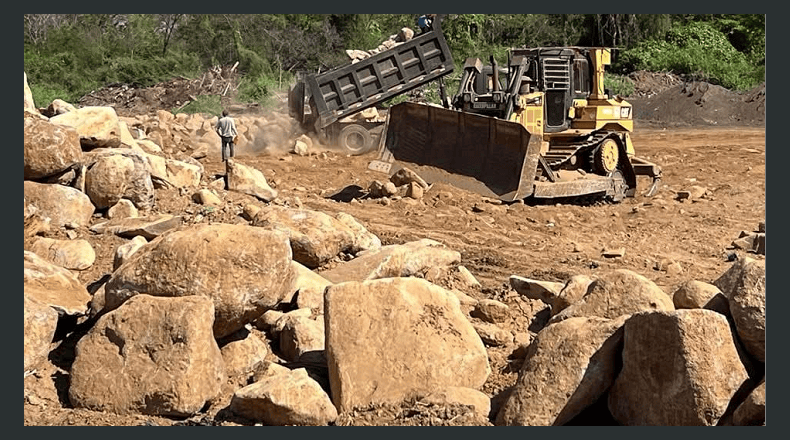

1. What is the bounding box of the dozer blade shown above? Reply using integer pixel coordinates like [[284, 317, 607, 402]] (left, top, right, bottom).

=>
[[372, 102, 542, 202]]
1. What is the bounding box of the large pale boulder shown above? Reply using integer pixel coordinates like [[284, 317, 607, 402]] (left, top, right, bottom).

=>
[[84, 149, 155, 209], [24, 294, 59, 372], [320, 239, 461, 283], [226, 159, 277, 202], [162, 158, 202, 188], [90, 214, 182, 240], [335, 212, 382, 254], [497, 316, 627, 426], [549, 269, 674, 324], [24, 251, 91, 316], [220, 331, 270, 379], [608, 309, 749, 426], [30, 237, 96, 270], [733, 380, 765, 426], [280, 316, 325, 363], [672, 280, 722, 309], [23, 181, 95, 228], [68, 295, 225, 416], [104, 224, 296, 338], [325, 277, 490, 412], [252, 206, 356, 269], [24, 72, 36, 113], [46, 99, 77, 116], [50, 106, 122, 149], [24, 112, 83, 180], [713, 257, 766, 363], [230, 367, 338, 426]]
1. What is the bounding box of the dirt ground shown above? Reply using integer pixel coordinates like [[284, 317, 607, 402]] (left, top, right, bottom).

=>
[[24, 71, 766, 426]]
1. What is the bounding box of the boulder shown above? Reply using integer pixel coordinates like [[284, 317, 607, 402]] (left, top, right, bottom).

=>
[[368, 180, 397, 198], [293, 140, 309, 156], [46, 99, 77, 116], [220, 331, 270, 379], [104, 224, 296, 338], [713, 257, 766, 363], [230, 367, 338, 426], [295, 287, 325, 312], [320, 239, 461, 283], [24, 294, 59, 372], [456, 265, 481, 288], [335, 212, 382, 254], [672, 280, 722, 309], [164, 158, 202, 188], [50, 106, 122, 149], [24, 72, 36, 113], [252, 206, 356, 268], [396, 27, 415, 42], [497, 316, 627, 426], [472, 321, 514, 347], [113, 235, 148, 270], [136, 139, 163, 154], [420, 387, 490, 420], [733, 380, 765, 426], [90, 214, 182, 240], [390, 167, 429, 189], [608, 309, 749, 426], [325, 277, 490, 412], [291, 261, 333, 310], [553, 275, 594, 315], [68, 295, 225, 417], [84, 149, 155, 209], [30, 237, 96, 270], [226, 159, 277, 202], [549, 269, 674, 324], [269, 308, 313, 338], [24, 251, 91, 316], [471, 299, 510, 324], [24, 112, 83, 180], [279, 316, 325, 363], [509, 275, 565, 306], [193, 188, 222, 206], [107, 199, 139, 220], [23, 181, 95, 228]]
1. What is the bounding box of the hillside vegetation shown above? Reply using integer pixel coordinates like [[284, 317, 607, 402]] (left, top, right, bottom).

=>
[[24, 14, 765, 112]]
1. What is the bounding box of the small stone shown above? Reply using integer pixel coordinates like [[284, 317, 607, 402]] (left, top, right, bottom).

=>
[[602, 247, 626, 258]]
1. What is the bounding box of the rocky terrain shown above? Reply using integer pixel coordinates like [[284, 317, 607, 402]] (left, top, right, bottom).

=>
[[23, 69, 766, 426]]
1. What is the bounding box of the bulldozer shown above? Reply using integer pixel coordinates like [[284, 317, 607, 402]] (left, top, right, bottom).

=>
[[369, 46, 662, 203]]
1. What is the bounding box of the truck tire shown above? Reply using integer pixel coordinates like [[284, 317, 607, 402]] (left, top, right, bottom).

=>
[[337, 124, 373, 155]]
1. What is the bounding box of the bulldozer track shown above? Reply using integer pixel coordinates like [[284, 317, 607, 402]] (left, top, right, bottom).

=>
[[544, 131, 611, 168]]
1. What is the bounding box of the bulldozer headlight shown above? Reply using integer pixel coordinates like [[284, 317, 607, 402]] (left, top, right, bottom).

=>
[[493, 93, 501, 102], [620, 107, 631, 118], [464, 93, 471, 102]]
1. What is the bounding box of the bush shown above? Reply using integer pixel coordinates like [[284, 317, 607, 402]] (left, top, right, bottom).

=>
[[605, 73, 635, 97], [615, 21, 762, 91]]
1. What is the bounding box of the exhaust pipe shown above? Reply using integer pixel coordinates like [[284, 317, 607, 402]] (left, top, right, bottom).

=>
[[491, 55, 499, 93]]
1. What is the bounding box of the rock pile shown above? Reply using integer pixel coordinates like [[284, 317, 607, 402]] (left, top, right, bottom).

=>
[[346, 27, 415, 63], [23, 72, 765, 426]]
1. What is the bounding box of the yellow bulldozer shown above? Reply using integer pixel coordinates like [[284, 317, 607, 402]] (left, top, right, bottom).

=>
[[370, 46, 662, 203]]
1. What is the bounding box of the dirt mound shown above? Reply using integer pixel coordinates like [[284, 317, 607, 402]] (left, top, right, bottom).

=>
[[78, 65, 241, 118], [629, 81, 766, 128]]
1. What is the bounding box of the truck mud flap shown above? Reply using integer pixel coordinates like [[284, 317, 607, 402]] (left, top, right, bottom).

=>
[[374, 102, 541, 202]]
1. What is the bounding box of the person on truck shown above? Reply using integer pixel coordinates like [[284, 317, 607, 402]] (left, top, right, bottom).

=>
[[417, 14, 436, 34], [215, 109, 238, 162]]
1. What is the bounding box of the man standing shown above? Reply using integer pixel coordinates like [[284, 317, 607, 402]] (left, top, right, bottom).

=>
[[216, 109, 238, 161]]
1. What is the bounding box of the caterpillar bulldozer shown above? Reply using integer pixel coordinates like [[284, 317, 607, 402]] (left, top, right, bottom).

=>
[[369, 46, 662, 203]]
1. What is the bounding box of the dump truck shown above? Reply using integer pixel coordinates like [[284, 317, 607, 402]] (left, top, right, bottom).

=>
[[288, 17, 454, 155], [370, 46, 662, 203]]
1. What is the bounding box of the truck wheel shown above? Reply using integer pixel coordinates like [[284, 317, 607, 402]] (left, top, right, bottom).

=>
[[338, 124, 373, 155]]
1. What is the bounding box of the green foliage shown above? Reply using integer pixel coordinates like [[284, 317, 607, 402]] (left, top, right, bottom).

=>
[[23, 14, 765, 110], [173, 95, 222, 116], [616, 21, 763, 90], [604, 74, 635, 97]]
